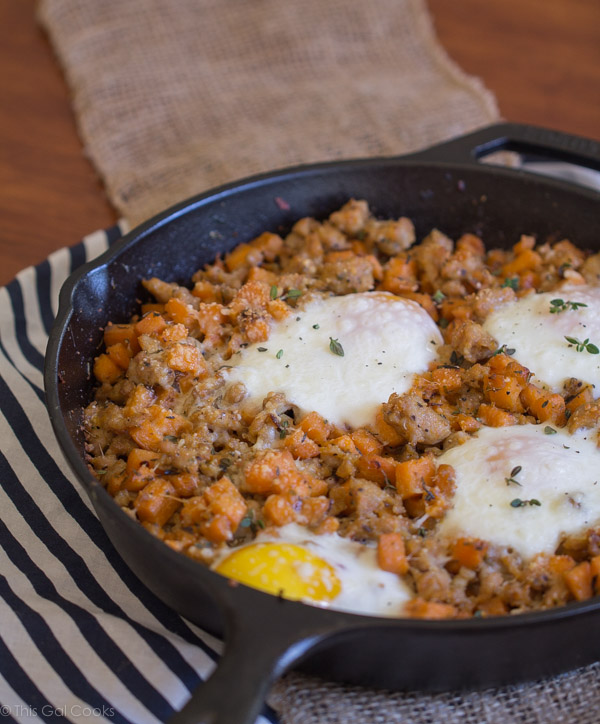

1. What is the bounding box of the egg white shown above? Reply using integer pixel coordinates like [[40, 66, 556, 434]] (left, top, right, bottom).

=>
[[437, 424, 600, 559], [212, 523, 413, 617], [226, 292, 442, 428], [483, 285, 600, 394]]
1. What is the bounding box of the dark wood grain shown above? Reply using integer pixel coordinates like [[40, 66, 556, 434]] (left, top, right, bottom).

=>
[[0, 0, 598, 287]]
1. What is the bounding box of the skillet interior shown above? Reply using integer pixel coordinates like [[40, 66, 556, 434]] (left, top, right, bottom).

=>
[[46, 133, 600, 705]]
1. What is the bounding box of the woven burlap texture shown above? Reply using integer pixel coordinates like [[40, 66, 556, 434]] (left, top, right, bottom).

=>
[[36, 1, 599, 722], [37, 0, 500, 227]]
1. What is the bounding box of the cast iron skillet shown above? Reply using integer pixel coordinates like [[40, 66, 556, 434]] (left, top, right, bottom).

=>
[[45, 123, 600, 724]]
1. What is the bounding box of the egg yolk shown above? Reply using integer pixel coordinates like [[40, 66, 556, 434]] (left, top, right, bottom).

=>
[[215, 542, 342, 603]]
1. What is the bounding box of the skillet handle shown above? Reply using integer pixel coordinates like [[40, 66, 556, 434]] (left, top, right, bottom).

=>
[[407, 122, 600, 175], [168, 591, 352, 724]]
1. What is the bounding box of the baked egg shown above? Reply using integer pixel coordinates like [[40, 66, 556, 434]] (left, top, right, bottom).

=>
[[483, 285, 600, 394], [437, 424, 600, 560], [227, 291, 442, 428], [213, 523, 413, 616]]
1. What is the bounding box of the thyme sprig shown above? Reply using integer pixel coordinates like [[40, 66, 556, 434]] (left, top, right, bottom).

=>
[[329, 337, 345, 357], [510, 498, 542, 508], [549, 298, 587, 314], [564, 336, 599, 354]]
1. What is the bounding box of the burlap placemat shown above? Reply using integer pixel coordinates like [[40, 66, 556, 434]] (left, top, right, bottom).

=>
[[35, 1, 599, 722], [37, 0, 500, 228]]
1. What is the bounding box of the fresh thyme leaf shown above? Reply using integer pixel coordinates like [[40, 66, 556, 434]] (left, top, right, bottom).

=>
[[505, 465, 522, 487], [491, 344, 516, 358], [270, 285, 278, 300], [502, 277, 519, 290], [550, 299, 588, 314], [257, 347, 268, 352], [284, 288, 302, 300], [276, 349, 284, 359], [312, 324, 320, 329], [564, 336, 599, 354], [329, 337, 344, 357], [432, 290, 445, 303], [510, 498, 542, 508], [544, 426, 557, 435]]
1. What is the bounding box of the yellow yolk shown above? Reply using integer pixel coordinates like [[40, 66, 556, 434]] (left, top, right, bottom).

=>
[[215, 542, 342, 603]]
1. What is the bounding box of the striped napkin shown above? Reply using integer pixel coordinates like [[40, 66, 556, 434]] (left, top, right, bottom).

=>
[[0, 227, 277, 723]]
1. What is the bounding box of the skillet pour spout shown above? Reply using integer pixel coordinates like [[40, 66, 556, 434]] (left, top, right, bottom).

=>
[[44, 122, 600, 724]]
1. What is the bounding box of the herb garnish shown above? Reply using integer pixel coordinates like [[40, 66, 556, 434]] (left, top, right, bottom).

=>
[[282, 289, 302, 300], [276, 349, 284, 359], [505, 465, 522, 487], [564, 336, 599, 354], [491, 344, 516, 357], [502, 277, 519, 290], [270, 285, 278, 300], [329, 337, 345, 357], [510, 498, 542, 508], [549, 299, 588, 314], [257, 347, 268, 352], [432, 290, 446, 303], [544, 426, 557, 435], [312, 324, 320, 329]]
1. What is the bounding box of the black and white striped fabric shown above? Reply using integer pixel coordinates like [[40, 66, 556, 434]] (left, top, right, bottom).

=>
[[0, 226, 277, 724]]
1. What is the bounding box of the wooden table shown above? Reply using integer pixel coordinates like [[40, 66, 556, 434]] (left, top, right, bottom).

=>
[[1, 0, 598, 288]]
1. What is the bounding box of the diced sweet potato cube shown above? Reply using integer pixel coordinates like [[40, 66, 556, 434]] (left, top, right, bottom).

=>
[[159, 323, 189, 345], [129, 405, 190, 451], [203, 477, 247, 528], [299, 411, 332, 445], [250, 231, 284, 261], [351, 428, 383, 456], [169, 472, 200, 497], [244, 449, 299, 494], [477, 403, 516, 427], [93, 353, 122, 384], [299, 496, 330, 525], [395, 456, 435, 498], [284, 428, 321, 459], [224, 242, 262, 272], [404, 598, 457, 619], [501, 249, 542, 277], [134, 479, 180, 526], [106, 341, 133, 370], [451, 538, 488, 570], [564, 561, 593, 601], [484, 372, 524, 412], [123, 385, 156, 417], [477, 597, 507, 617], [103, 323, 141, 355], [372, 408, 404, 447], [377, 532, 409, 575], [134, 311, 167, 336], [165, 297, 198, 329], [520, 383, 566, 424], [200, 515, 234, 543], [432, 366, 463, 392], [166, 343, 208, 376], [380, 256, 417, 294], [191, 280, 219, 301], [263, 494, 296, 526], [590, 556, 600, 594], [355, 454, 397, 486]]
